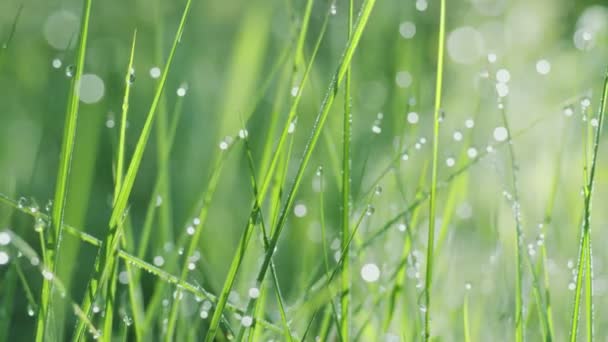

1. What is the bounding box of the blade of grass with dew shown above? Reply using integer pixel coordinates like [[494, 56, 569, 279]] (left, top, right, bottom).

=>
[[103, 30, 140, 341], [341, 0, 355, 338], [36, 0, 92, 340], [497, 100, 525, 342], [72, 1, 193, 338], [423, 0, 446, 338], [569, 70, 608, 342]]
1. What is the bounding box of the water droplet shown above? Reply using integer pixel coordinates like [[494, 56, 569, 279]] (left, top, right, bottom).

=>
[[149, 67, 161, 79], [401, 153, 409, 161], [536, 59, 551, 75], [395, 71, 413, 88], [0, 251, 9, 265], [361, 263, 380, 282], [34, 218, 46, 232], [52, 58, 62, 69], [591, 118, 599, 127], [493, 126, 508, 142], [0, 232, 11, 246], [241, 315, 254, 327], [371, 125, 382, 134], [316, 166, 323, 176], [17, 197, 27, 209], [288, 120, 296, 134], [465, 282, 472, 290], [290, 86, 299, 97], [453, 131, 463, 141], [581, 97, 591, 108], [487, 53, 497, 63], [563, 105, 574, 117], [128, 73, 136, 85], [27, 304, 35, 316], [42, 269, 54, 280], [219, 140, 229, 150], [467, 147, 478, 159], [186, 226, 195, 235], [30, 257, 39, 266], [568, 282, 576, 291], [415, 0, 428, 11], [176, 84, 187, 97], [375, 186, 383, 195], [156, 195, 163, 207], [407, 112, 419, 124], [567, 259, 574, 269], [200, 310, 209, 319], [65, 65, 74, 78], [496, 68, 510, 83], [45, 200, 53, 213], [366, 205, 375, 216], [446, 157, 456, 167], [188, 262, 196, 270], [399, 22, 416, 39], [329, 3, 337, 15], [294, 203, 307, 218], [238, 129, 249, 139], [248, 287, 260, 299], [397, 223, 407, 232]]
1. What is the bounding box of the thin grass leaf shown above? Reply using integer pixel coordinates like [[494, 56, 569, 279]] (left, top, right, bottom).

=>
[[423, 0, 446, 338]]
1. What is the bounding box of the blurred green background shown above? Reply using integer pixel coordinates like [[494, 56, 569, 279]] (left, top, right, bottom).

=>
[[2, 0, 608, 340]]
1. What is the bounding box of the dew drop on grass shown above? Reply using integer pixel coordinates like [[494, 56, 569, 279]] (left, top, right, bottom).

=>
[[248, 287, 260, 299], [34, 218, 46, 232], [465, 118, 475, 128], [591, 118, 599, 127], [375, 186, 383, 195], [241, 315, 253, 327], [188, 262, 196, 270], [399, 22, 416, 39], [563, 106, 574, 117], [536, 59, 551, 75], [496, 68, 510, 83], [30, 257, 40, 266], [453, 131, 463, 141], [487, 53, 497, 63], [0, 231, 11, 245], [361, 263, 380, 282], [407, 112, 419, 124], [27, 304, 35, 317], [92, 305, 101, 313], [0, 251, 10, 265], [415, 143, 421, 150], [105, 117, 115, 128], [581, 96, 591, 108], [128, 73, 136, 85], [372, 125, 382, 134], [156, 195, 163, 207], [65, 65, 74, 78], [415, 0, 428, 11], [186, 226, 195, 235], [397, 223, 407, 232], [316, 166, 323, 176], [493, 126, 508, 142], [219, 141, 229, 150], [52, 58, 62, 69], [177, 86, 187, 97], [294, 203, 307, 218], [42, 269, 54, 280], [149, 67, 161, 79], [568, 283, 576, 291], [17, 197, 27, 209], [445, 157, 455, 167], [465, 282, 472, 290], [238, 129, 249, 139], [288, 120, 296, 134], [401, 153, 409, 161], [200, 310, 209, 319], [467, 147, 478, 159], [290, 86, 299, 97], [329, 3, 337, 15], [567, 259, 574, 269], [396, 71, 413, 87], [118, 271, 129, 284]]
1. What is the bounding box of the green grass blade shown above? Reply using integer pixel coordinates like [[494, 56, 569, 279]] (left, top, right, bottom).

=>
[[423, 0, 446, 339], [36, 0, 93, 340], [340, 0, 354, 338]]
